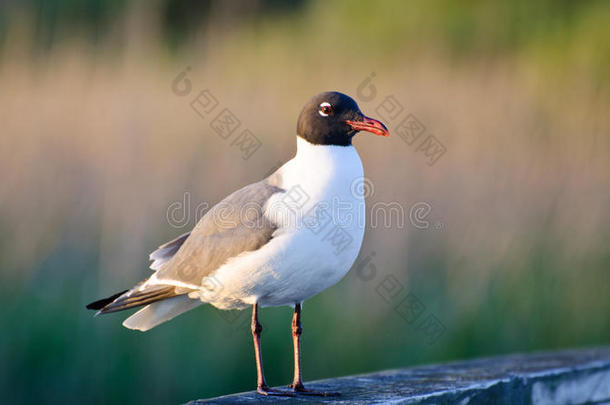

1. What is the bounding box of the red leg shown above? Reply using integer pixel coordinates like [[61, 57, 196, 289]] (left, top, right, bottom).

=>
[[251, 303, 293, 396], [289, 303, 339, 396]]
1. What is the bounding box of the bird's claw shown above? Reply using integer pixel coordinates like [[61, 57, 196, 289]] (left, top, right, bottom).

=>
[[256, 385, 295, 397], [290, 383, 339, 396]]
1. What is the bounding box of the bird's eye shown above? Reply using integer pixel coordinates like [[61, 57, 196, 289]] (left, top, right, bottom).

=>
[[318, 102, 333, 117]]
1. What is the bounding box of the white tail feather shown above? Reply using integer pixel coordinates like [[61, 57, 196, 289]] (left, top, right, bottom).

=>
[[122, 295, 202, 332]]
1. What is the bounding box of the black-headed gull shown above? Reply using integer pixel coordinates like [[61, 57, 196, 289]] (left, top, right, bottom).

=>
[[87, 91, 389, 396]]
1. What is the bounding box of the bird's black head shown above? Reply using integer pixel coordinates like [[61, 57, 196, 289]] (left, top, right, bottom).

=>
[[296, 91, 389, 146]]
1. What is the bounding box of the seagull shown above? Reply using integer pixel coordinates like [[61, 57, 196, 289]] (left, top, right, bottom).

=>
[[87, 91, 389, 396]]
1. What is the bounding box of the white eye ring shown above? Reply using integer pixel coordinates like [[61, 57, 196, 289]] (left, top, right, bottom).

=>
[[318, 102, 332, 117]]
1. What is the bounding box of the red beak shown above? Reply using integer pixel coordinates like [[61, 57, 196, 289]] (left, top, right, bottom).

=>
[[346, 115, 389, 137]]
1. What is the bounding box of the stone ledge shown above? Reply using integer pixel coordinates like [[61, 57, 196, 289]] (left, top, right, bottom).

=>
[[187, 347, 610, 404]]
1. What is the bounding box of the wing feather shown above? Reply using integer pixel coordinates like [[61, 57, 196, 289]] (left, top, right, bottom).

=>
[[88, 176, 284, 321], [154, 180, 283, 286], [149, 231, 191, 270]]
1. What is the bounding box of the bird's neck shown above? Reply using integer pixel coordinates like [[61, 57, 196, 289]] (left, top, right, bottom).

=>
[[280, 136, 363, 191], [295, 136, 359, 165]]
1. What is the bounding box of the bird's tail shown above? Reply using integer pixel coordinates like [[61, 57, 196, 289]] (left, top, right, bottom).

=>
[[86, 284, 202, 331], [122, 296, 202, 331], [87, 285, 178, 315], [86, 290, 129, 311]]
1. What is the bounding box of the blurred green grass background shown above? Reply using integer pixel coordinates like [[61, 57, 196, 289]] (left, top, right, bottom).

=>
[[0, 0, 609, 403]]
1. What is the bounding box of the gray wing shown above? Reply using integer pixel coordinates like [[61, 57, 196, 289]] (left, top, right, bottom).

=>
[[153, 179, 284, 286], [149, 231, 191, 270]]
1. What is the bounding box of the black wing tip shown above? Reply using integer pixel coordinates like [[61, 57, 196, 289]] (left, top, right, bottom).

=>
[[87, 286, 178, 314], [86, 290, 129, 311]]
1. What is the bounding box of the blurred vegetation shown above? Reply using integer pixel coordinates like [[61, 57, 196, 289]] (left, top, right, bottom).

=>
[[2, 0, 609, 90], [0, 0, 609, 404]]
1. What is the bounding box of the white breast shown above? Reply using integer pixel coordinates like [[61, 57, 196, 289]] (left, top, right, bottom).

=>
[[201, 137, 366, 309]]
